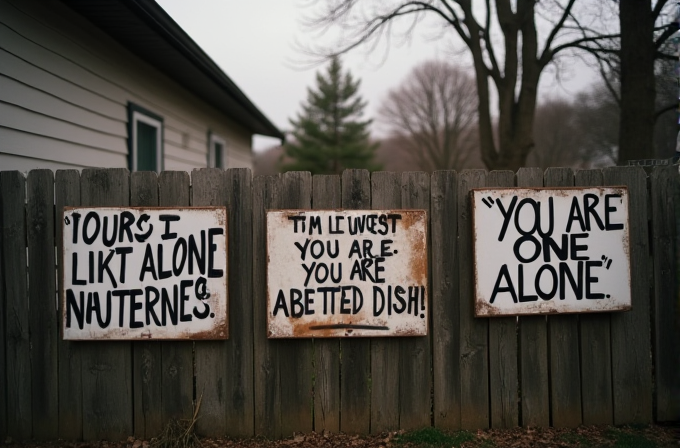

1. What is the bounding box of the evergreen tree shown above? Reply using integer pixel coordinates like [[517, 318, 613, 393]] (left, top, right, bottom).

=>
[[283, 57, 379, 174]]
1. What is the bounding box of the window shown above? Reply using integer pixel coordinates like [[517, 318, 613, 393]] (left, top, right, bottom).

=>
[[208, 132, 227, 169], [128, 104, 163, 172]]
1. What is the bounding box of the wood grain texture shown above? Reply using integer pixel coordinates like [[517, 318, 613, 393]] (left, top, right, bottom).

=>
[[457, 170, 489, 430], [312, 175, 341, 433], [253, 175, 283, 438], [191, 168, 228, 436], [80, 168, 132, 441], [431, 170, 461, 430], [1, 171, 32, 439], [369, 172, 401, 433], [224, 168, 255, 437], [651, 166, 680, 422], [543, 168, 581, 428], [340, 170, 371, 434], [486, 170, 518, 429], [158, 172, 194, 425], [574, 169, 613, 426], [277, 171, 314, 436], [130, 172, 162, 439], [516, 168, 549, 427], [399, 171, 432, 430], [27, 170, 58, 439], [55, 170, 83, 440], [603, 166, 653, 425]]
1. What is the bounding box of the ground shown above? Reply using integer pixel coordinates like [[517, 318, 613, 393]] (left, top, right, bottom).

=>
[[4, 423, 679, 448]]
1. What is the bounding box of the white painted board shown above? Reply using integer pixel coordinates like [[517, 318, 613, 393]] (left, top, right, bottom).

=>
[[266, 210, 428, 338], [472, 187, 631, 317], [61, 207, 228, 340]]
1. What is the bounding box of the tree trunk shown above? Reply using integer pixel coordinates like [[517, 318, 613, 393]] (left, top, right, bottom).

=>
[[618, 1, 655, 164]]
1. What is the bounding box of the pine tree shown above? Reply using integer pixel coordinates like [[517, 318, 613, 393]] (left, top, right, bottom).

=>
[[283, 57, 380, 174]]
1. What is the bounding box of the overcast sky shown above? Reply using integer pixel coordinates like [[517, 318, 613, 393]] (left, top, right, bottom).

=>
[[156, 0, 596, 151]]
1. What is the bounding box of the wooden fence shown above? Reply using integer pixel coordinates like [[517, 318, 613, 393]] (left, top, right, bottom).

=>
[[0, 166, 678, 441]]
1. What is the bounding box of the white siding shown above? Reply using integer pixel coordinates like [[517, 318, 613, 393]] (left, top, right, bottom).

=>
[[0, 0, 254, 173]]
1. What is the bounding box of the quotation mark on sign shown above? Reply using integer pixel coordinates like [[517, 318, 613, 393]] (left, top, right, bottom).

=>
[[601, 255, 612, 269], [481, 196, 495, 208], [64, 216, 70, 225]]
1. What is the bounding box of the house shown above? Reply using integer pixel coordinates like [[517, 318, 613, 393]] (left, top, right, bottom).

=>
[[0, 0, 283, 173]]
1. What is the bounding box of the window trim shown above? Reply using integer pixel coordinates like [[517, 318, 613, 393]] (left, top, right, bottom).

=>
[[208, 131, 227, 169], [127, 103, 164, 172]]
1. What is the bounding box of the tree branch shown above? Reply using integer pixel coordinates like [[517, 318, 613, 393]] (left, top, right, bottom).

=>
[[655, 102, 677, 119], [652, 0, 669, 20], [540, 0, 576, 64], [655, 22, 679, 49]]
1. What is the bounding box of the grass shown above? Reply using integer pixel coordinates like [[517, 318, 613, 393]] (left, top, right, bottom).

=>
[[151, 394, 203, 448], [394, 427, 475, 448], [557, 432, 593, 447], [606, 427, 659, 448]]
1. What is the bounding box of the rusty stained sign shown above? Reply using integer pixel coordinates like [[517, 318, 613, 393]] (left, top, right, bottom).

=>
[[266, 209, 428, 338], [472, 187, 631, 317], [61, 207, 228, 340]]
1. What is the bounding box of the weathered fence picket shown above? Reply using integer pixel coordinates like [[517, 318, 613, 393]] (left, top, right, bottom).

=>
[[278, 171, 314, 435], [516, 167, 550, 428], [486, 170, 518, 429], [604, 167, 654, 425], [458, 170, 489, 430], [312, 175, 342, 433], [158, 171, 194, 427], [370, 171, 401, 433], [545, 167, 582, 428], [431, 170, 460, 430], [55, 170, 83, 440], [131, 171, 162, 440], [0, 166, 678, 442], [651, 166, 680, 422], [340, 170, 372, 434], [27, 170, 58, 440], [400, 172, 432, 431], [1, 171, 31, 439], [575, 169, 614, 426]]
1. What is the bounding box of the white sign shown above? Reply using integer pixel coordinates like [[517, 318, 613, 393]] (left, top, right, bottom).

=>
[[472, 187, 631, 316], [62, 207, 228, 340], [267, 210, 428, 338]]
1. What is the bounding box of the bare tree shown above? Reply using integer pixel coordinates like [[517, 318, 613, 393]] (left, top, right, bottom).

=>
[[301, 0, 619, 171], [560, 0, 677, 163], [378, 60, 478, 171]]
